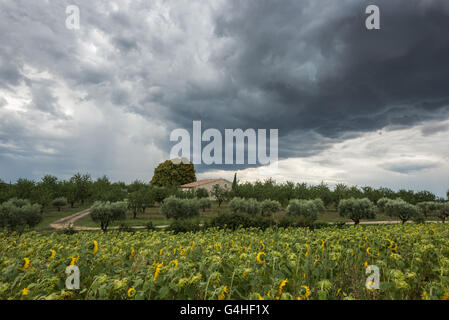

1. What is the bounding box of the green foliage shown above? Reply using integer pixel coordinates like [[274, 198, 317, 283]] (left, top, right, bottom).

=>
[[91, 176, 126, 202], [416, 201, 439, 217], [277, 215, 317, 228], [286, 199, 323, 221], [435, 202, 449, 223], [160, 196, 200, 220], [376, 197, 390, 214], [90, 201, 127, 232], [338, 198, 376, 225], [150, 160, 196, 187], [145, 221, 155, 231], [384, 198, 420, 224], [229, 197, 246, 214], [260, 199, 281, 217], [228, 197, 261, 215], [208, 212, 275, 230], [168, 219, 201, 234], [128, 186, 155, 219], [211, 184, 228, 207], [195, 188, 209, 199], [118, 223, 135, 233], [70, 173, 92, 204], [198, 198, 212, 212], [0, 198, 42, 233], [232, 173, 238, 191], [51, 197, 68, 211]]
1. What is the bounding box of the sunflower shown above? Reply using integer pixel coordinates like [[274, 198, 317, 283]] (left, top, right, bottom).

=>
[[20, 288, 29, 300], [91, 241, 98, 255], [18, 258, 31, 271], [154, 263, 163, 281], [278, 279, 288, 296], [300, 285, 311, 299], [127, 288, 136, 297], [170, 259, 178, 268], [218, 286, 228, 300], [304, 244, 310, 257], [256, 252, 266, 263]]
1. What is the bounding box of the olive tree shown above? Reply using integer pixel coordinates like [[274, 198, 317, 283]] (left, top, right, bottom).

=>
[[52, 197, 68, 212], [376, 197, 390, 214], [260, 199, 281, 217], [229, 197, 246, 214], [0, 198, 42, 233], [90, 201, 127, 232], [384, 198, 420, 224], [160, 196, 200, 220], [211, 184, 228, 207], [195, 188, 209, 199], [435, 202, 449, 223], [416, 201, 438, 218], [286, 199, 322, 221], [338, 198, 376, 225], [198, 198, 212, 212], [228, 197, 261, 215]]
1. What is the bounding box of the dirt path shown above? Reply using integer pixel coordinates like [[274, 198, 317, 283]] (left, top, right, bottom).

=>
[[50, 209, 93, 230], [50, 208, 167, 231]]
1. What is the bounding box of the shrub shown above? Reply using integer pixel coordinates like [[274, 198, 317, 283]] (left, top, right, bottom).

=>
[[168, 219, 201, 234], [384, 198, 420, 224], [228, 197, 261, 215], [208, 212, 275, 230], [277, 215, 316, 228], [261, 199, 281, 217], [338, 198, 375, 225], [229, 197, 246, 214], [417, 201, 438, 218], [62, 223, 77, 235], [245, 198, 261, 215], [195, 188, 209, 199], [435, 202, 449, 223], [145, 221, 155, 231], [286, 199, 322, 221], [312, 198, 326, 214], [160, 196, 200, 220], [198, 198, 212, 212], [376, 197, 390, 214], [118, 223, 134, 233], [52, 197, 68, 212], [0, 198, 42, 233], [90, 201, 127, 232]]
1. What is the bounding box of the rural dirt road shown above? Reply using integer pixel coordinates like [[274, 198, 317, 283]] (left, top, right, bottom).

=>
[[49, 209, 441, 231], [50, 209, 97, 230], [50, 209, 163, 231]]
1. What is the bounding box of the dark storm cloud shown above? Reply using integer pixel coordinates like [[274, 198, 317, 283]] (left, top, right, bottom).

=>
[[382, 159, 442, 175], [1, 0, 449, 182], [157, 0, 449, 160]]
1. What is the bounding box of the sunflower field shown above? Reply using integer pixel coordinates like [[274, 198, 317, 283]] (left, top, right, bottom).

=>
[[1, 223, 449, 300]]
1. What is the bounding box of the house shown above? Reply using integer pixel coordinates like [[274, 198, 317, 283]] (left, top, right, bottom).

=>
[[180, 179, 232, 199]]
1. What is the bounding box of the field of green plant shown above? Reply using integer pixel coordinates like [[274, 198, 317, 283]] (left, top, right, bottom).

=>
[[1, 223, 449, 300]]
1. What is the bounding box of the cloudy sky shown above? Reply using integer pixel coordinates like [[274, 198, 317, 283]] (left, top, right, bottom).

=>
[[1, 0, 449, 196]]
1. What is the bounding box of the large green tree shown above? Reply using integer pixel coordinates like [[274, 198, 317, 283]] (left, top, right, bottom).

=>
[[150, 160, 196, 187]]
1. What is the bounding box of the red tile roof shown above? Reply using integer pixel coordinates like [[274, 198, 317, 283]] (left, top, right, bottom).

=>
[[180, 179, 226, 188]]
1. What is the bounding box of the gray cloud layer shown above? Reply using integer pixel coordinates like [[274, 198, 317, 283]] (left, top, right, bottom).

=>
[[1, 0, 449, 192]]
